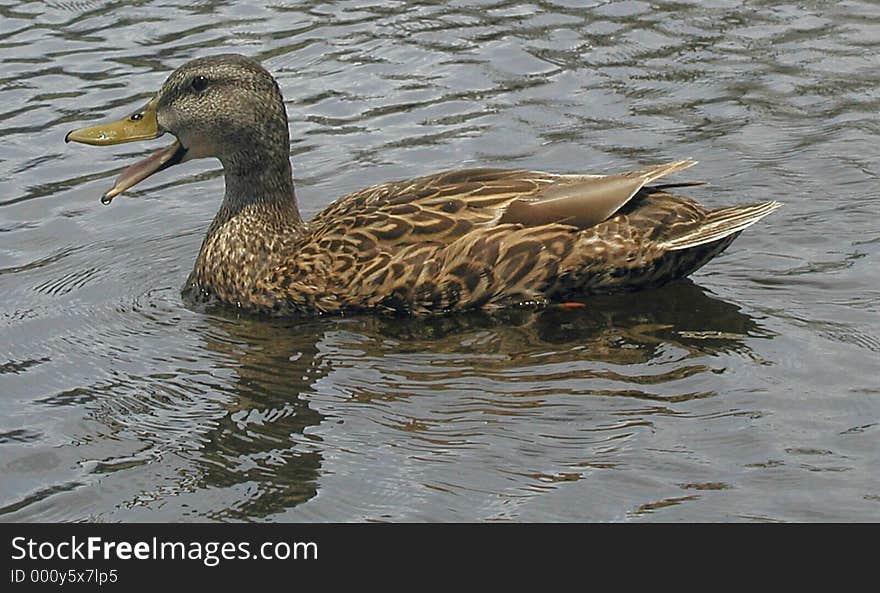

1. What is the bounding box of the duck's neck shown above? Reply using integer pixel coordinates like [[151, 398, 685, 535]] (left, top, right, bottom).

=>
[[211, 159, 303, 230], [188, 152, 305, 308]]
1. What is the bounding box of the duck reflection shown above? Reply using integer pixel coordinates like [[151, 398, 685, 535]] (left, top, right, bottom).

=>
[[186, 316, 329, 520], [357, 280, 764, 363], [189, 279, 765, 518]]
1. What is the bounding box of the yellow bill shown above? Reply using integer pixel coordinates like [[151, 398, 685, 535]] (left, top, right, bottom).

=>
[[65, 98, 186, 204]]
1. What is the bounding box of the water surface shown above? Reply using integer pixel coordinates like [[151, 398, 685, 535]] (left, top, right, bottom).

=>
[[1, 0, 878, 521]]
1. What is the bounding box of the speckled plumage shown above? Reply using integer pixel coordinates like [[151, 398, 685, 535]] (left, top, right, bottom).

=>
[[67, 54, 782, 316]]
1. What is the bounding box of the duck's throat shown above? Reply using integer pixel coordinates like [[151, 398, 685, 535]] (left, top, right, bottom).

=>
[[218, 158, 302, 225]]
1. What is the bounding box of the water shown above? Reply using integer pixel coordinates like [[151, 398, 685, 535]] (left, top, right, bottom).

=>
[[1, 0, 878, 522]]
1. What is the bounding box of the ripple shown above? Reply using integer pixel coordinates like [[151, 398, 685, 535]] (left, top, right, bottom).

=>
[[0, 0, 878, 522]]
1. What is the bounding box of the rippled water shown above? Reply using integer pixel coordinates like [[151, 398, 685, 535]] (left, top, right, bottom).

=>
[[1, 0, 878, 522]]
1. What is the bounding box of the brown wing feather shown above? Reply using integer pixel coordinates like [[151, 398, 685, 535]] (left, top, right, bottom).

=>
[[498, 174, 645, 228], [498, 159, 698, 229], [308, 168, 559, 250], [309, 160, 698, 249]]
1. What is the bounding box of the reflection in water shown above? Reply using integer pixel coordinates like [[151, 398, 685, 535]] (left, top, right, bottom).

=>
[[192, 320, 328, 520], [367, 280, 761, 361], [168, 280, 761, 519]]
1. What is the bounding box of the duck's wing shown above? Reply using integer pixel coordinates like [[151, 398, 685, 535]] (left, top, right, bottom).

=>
[[309, 160, 699, 248], [498, 160, 698, 229]]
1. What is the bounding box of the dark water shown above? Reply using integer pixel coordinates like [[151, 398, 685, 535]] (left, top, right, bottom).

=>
[[1, 0, 878, 522]]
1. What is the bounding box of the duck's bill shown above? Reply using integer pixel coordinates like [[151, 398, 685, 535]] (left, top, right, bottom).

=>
[[65, 98, 162, 146], [65, 98, 187, 204]]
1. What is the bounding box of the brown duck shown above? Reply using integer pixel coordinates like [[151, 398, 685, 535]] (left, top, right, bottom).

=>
[[66, 54, 781, 315]]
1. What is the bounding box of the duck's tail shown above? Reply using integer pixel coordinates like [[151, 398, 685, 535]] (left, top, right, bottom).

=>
[[660, 200, 783, 251]]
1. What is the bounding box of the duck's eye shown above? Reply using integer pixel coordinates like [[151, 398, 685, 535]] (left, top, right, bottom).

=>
[[191, 76, 209, 93]]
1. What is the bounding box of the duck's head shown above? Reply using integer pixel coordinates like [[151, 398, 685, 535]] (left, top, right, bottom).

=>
[[66, 54, 291, 204]]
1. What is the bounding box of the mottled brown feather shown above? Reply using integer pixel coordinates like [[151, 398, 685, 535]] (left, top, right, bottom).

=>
[[183, 164, 780, 315]]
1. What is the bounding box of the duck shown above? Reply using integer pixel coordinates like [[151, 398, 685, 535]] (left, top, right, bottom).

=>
[[65, 54, 781, 316]]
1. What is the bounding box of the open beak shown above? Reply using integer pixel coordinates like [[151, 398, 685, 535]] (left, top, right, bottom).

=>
[[65, 98, 187, 204]]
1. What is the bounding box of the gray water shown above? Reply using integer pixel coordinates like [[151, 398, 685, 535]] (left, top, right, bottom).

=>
[[0, 0, 878, 522]]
